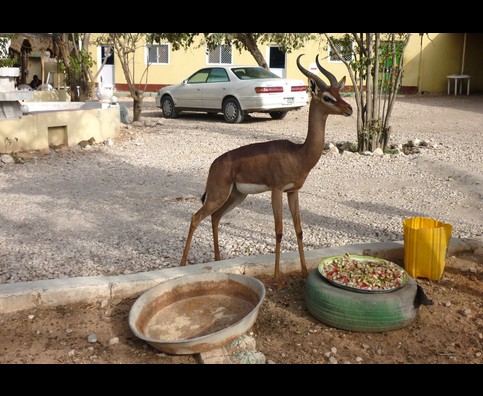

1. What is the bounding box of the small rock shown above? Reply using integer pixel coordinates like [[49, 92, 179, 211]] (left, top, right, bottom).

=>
[[108, 337, 119, 346], [1, 154, 14, 164], [267, 359, 276, 364], [462, 309, 472, 317], [68, 350, 75, 357], [410, 138, 421, 146], [100, 299, 109, 309], [445, 302, 451, 307], [331, 347, 338, 355], [87, 333, 97, 343], [228, 335, 257, 353], [328, 356, 338, 364], [28, 315, 35, 320], [355, 357, 363, 363], [362, 343, 370, 350], [198, 348, 231, 364], [231, 350, 266, 365], [373, 148, 384, 156], [476, 352, 481, 358], [326, 146, 339, 156], [66, 328, 73, 334], [324, 351, 331, 358]]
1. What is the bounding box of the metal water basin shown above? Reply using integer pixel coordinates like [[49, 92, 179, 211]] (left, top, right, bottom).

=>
[[128, 272, 266, 355]]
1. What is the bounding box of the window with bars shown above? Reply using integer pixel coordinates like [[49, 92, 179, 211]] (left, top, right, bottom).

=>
[[147, 44, 169, 64], [328, 39, 353, 63], [207, 44, 232, 64]]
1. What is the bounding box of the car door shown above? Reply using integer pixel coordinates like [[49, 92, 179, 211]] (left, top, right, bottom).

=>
[[200, 68, 231, 109], [175, 69, 210, 108]]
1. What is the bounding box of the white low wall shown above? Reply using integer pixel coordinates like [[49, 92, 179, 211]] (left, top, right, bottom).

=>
[[23, 100, 110, 112], [25, 90, 71, 102], [0, 103, 120, 152]]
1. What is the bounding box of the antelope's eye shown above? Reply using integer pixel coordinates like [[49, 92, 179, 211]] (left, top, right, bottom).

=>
[[323, 95, 336, 104]]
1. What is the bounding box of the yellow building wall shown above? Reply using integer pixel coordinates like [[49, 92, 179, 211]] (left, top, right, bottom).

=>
[[416, 33, 464, 93], [90, 33, 481, 95], [107, 35, 366, 90], [403, 32, 483, 93]]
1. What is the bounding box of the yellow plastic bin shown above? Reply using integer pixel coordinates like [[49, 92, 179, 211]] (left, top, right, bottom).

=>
[[403, 217, 453, 280]]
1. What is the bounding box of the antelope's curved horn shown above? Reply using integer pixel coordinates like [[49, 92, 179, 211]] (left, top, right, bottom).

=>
[[296, 54, 327, 90], [315, 54, 338, 87]]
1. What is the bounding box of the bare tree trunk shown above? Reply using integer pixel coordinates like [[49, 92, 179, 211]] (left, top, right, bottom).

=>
[[365, 34, 377, 151], [234, 33, 268, 69], [372, 33, 381, 121], [52, 33, 93, 102], [109, 33, 148, 122], [133, 89, 144, 121], [53, 33, 80, 101], [325, 33, 412, 152]]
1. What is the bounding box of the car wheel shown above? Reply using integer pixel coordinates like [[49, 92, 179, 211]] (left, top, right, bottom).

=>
[[269, 111, 288, 120], [161, 96, 178, 119], [304, 269, 420, 332], [223, 98, 245, 123]]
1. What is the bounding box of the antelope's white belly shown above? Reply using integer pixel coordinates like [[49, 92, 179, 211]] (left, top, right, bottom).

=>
[[235, 182, 295, 195]]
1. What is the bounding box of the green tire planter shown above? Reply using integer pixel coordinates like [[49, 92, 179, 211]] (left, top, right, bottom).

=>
[[304, 269, 419, 332]]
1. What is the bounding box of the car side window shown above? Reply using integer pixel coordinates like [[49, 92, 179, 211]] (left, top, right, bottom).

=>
[[207, 68, 229, 83], [187, 70, 210, 84]]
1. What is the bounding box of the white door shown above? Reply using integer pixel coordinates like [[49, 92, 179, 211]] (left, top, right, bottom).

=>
[[267, 46, 286, 78], [98, 45, 114, 88]]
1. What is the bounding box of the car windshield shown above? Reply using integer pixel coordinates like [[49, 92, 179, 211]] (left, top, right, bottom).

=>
[[231, 67, 280, 80]]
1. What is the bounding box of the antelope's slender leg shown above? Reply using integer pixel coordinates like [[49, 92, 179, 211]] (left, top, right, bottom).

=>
[[180, 184, 234, 266], [287, 190, 308, 278], [271, 189, 285, 288], [211, 188, 247, 260]]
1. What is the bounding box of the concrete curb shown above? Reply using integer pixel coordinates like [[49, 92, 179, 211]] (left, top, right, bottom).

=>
[[0, 237, 481, 314]]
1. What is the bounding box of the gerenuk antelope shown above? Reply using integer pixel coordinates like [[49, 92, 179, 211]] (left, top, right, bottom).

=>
[[180, 54, 353, 288]]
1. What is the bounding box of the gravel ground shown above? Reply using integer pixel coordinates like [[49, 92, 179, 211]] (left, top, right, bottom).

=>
[[0, 94, 482, 284]]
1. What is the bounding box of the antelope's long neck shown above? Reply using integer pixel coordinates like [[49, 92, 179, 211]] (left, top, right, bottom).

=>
[[301, 99, 328, 168]]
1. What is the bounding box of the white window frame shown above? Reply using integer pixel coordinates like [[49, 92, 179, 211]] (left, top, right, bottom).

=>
[[145, 43, 170, 65], [206, 44, 233, 65], [328, 39, 354, 63]]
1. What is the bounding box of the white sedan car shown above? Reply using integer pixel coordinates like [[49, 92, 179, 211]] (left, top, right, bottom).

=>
[[155, 65, 308, 123]]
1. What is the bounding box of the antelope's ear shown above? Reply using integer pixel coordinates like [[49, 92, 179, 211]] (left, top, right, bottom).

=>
[[309, 79, 317, 95], [338, 76, 346, 91]]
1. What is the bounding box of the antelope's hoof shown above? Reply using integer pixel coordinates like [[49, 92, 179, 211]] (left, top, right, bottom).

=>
[[263, 277, 285, 290], [275, 276, 286, 290]]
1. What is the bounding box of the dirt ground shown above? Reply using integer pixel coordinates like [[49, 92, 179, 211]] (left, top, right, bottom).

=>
[[0, 252, 481, 364]]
